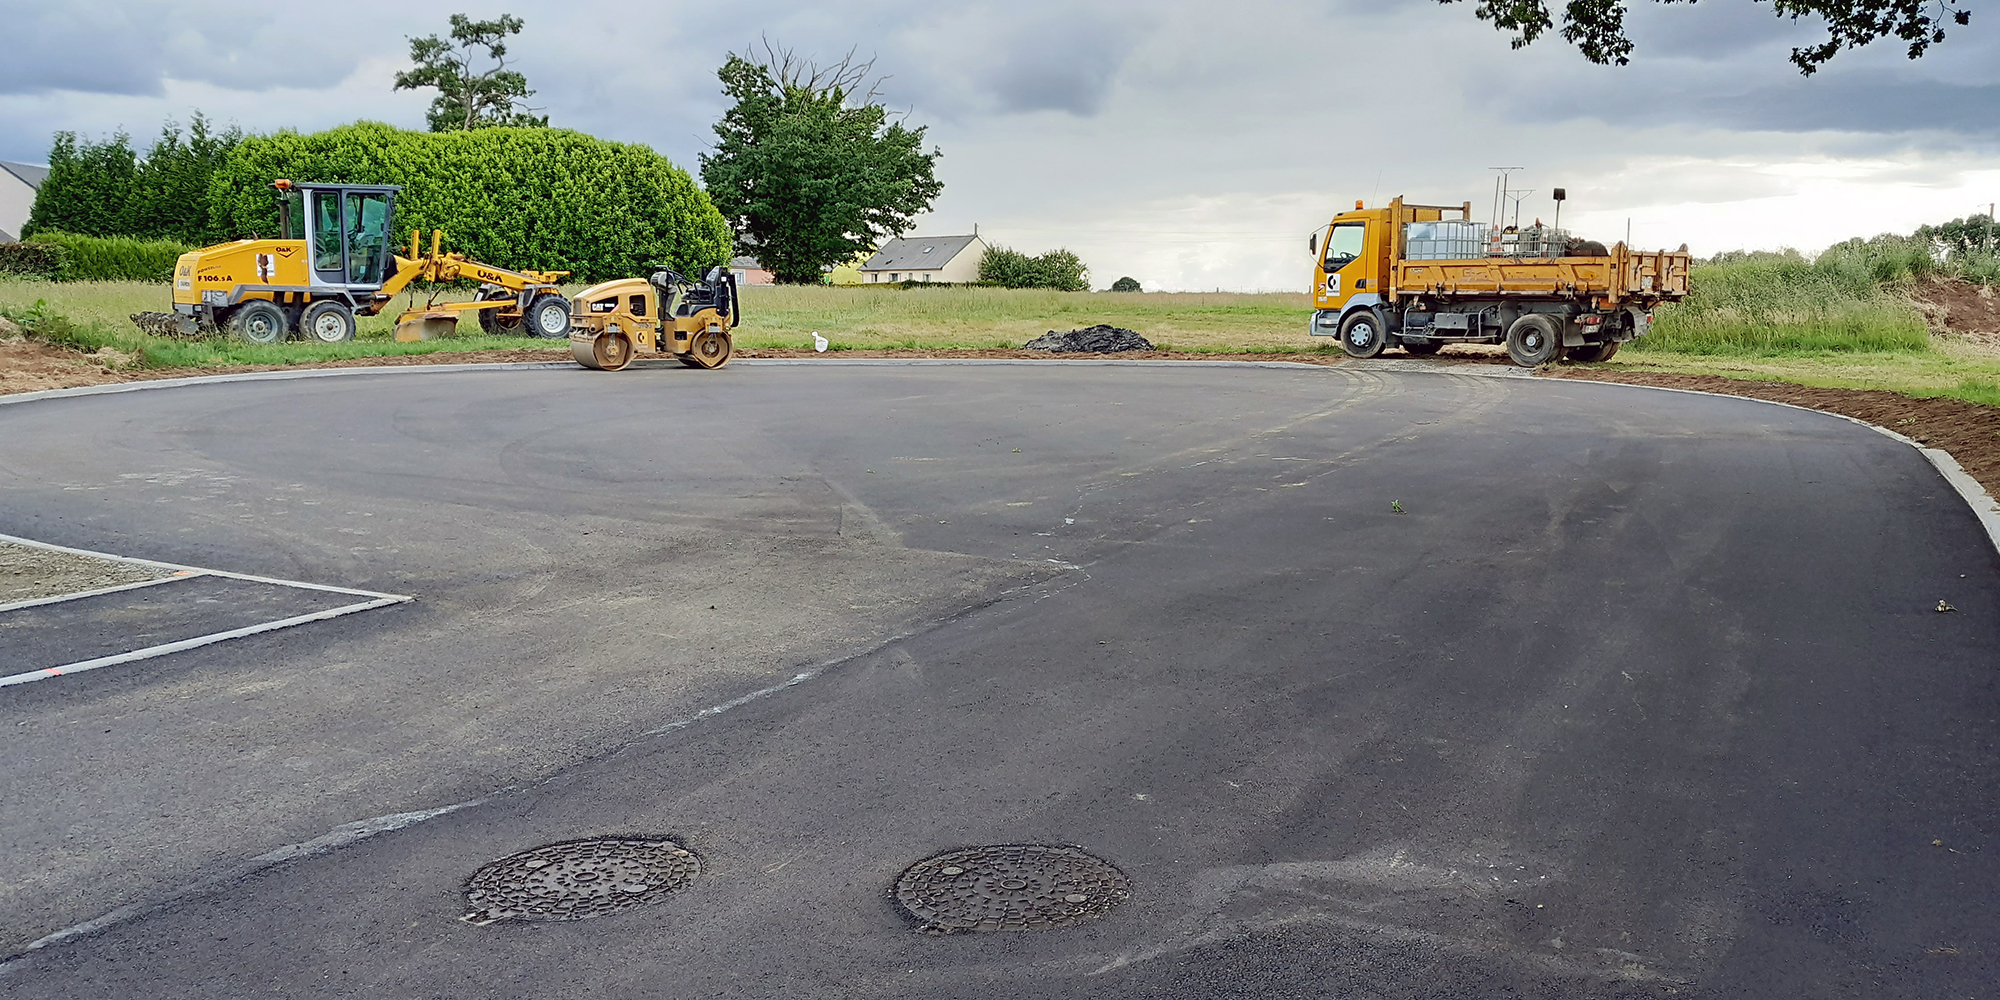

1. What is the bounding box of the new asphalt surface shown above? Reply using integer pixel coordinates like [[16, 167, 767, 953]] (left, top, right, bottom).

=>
[[0, 361, 1995, 998]]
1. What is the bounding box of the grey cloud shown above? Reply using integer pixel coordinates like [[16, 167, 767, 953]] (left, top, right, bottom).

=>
[[885, 6, 1156, 118], [1, 2, 375, 98]]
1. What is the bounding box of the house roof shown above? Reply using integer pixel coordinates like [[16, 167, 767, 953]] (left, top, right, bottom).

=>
[[728, 255, 765, 270], [860, 235, 982, 271], [0, 227, 15, 244], [0, 160, 49, 190]]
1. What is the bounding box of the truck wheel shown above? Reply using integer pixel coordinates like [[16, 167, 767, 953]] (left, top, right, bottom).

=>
[[299, 300, 356, 343], [476, 288, 524, 336], [225, 300, 290, 345], [1565, 342, 1619, 363], [1338, 310, 1386, 359], [528, 294, 573, 339], [1505, 315, 1561, 367]]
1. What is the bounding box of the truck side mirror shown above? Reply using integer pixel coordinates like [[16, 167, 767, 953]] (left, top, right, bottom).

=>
[[1308, 232, 1318, 256]]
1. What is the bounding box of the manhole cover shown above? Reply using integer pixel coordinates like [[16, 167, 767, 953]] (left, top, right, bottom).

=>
[[461, 836, 699, 925], [894, 844, 1131, 933]]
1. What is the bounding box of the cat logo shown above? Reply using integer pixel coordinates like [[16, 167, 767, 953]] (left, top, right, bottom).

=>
[[256, 253, 276, 280]]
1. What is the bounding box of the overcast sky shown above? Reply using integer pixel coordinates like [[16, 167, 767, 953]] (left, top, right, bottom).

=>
[[2, 0, 1994, 290]]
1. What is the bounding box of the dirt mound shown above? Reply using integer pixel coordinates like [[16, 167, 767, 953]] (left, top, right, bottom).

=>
[[1024, 325, 1154, 353], [1912, 280, 2000, 348]]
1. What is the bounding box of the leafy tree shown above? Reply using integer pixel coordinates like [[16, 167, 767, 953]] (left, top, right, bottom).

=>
[[1110, 276, 1142, 292], [1922, 213, 1998, 260], [1438, 0, 1974, 74], [394, 14, 548, 132], [701, 45, 944, 284], [978, 246, 1089, 291]]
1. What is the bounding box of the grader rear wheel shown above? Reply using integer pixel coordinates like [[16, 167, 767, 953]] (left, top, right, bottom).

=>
[[573, 332, 634, 371], [681, 329, 733, 369]]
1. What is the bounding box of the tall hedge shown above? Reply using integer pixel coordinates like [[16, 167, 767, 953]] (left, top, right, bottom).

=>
[[24, 115, 241, 245], [25, 232, 191, 281], [206, 122, 731, 283]]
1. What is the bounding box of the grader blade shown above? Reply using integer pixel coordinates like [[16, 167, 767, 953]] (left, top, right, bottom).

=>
[[395, 310, 459, 342]]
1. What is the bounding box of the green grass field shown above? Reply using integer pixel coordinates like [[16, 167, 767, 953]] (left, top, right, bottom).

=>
[[4, 269, 1996, 407]]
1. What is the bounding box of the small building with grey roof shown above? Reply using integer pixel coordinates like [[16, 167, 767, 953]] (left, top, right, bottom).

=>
[[0, 160, 50, 244], [858, 234, 987, 284]]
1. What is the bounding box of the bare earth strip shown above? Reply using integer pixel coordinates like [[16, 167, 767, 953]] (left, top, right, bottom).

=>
[[0, 541, 171, 604]]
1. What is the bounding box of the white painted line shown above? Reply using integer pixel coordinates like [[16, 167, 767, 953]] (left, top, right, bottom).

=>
[[0, 532, 414, 687], [0, 596, 409, 688], [0, 572, 202, 614], [2, 796, 488, 962], [0, 531, 406, 601]]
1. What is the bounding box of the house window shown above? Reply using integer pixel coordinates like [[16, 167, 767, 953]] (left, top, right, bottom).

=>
[[890, 273, 899, 282], [922, 273, 930, 282]]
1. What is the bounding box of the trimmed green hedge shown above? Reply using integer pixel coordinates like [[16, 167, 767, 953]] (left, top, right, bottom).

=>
[[206, 122, 731, 282], [0, 241, 68, 279], [0, 232, 189, 281]]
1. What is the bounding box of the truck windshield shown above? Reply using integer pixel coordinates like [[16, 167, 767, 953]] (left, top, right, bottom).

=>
[[1322, 223, 1365, 271]]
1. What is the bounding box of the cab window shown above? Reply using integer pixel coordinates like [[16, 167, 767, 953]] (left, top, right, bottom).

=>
[[1322, 223, 1365, 272], [344, 192, 390, 285], [629, 294, 647, 316], [311, 191, 343, 273]]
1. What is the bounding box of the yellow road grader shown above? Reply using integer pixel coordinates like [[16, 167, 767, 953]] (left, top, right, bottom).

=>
[[140, 180, 574, 344]]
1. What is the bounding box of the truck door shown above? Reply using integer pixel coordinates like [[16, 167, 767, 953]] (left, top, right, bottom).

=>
[[308, 189, 346, 286], [1317, 221, 1371, 311], [344, 191, 391, 287]]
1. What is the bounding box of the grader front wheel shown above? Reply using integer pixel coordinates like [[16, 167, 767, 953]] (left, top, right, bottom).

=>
[[680, 329, 733, 369]]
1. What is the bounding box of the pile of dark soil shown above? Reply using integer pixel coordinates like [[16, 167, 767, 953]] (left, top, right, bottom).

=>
[[1024, 325, 1154, 353]]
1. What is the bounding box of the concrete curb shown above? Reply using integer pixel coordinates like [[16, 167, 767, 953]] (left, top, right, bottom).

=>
[[1, 355, 1993, 556]]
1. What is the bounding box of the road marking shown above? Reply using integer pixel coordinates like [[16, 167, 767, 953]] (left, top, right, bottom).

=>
[[0, 797, 487, 963], [0, 573, 195, 614], [0, 531, 412, 688]]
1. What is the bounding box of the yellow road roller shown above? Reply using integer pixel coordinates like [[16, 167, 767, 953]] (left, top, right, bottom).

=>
[[569, 267, 738, 371]]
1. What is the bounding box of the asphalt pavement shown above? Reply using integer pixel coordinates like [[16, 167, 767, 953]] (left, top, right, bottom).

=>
[[1, 361, 1994, 998]]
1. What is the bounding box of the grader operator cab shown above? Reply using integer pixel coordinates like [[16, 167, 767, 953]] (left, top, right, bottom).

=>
[[568, 267, 739, 371], [139, 180, 574, 344]]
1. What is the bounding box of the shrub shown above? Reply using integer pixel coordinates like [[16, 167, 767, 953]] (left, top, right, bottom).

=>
[[20, 231, 191, 282], [1110, 276, 1141, 292], [206, 121, 731, 282], [978, 246, 1089, 291], [0, 241, 69, 279]]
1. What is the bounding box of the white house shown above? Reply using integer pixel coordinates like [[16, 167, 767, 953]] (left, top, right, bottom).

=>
[[0, 160, 48, 244], [858, 234, 986, 284]]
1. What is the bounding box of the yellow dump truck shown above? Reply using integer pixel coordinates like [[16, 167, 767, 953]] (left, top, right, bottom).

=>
[[1309, 196, 1691, 366]]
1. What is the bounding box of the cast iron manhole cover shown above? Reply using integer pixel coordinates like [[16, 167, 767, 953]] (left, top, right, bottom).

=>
[[461, 837, 699, 925], [894, 844, 1131, 933]]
